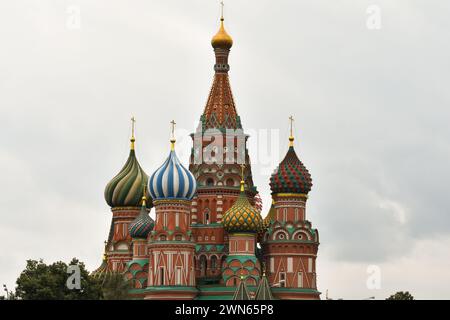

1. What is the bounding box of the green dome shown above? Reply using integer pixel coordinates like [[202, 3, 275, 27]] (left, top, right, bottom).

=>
[[104, 149, 152, 208]]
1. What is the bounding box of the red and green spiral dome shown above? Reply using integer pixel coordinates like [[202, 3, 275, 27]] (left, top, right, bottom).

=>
[[270, 146, 312, 195]]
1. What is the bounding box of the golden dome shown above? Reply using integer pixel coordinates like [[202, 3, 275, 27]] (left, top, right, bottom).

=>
[[223, 180, 263, 233], [211, 18, 233, 50]]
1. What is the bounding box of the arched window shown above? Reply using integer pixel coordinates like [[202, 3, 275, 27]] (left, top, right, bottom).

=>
[[226, 178, 234, 187], [211, 256, 218, 270], [204, 210, 210, 225], [200, 256, 207, 277], [206, 178, 214, 186]]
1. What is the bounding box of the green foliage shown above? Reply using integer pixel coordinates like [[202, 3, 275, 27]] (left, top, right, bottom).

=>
[[15, 258, 103, 300], [386, 291, 415, 300], [101, 273, 132, 300]]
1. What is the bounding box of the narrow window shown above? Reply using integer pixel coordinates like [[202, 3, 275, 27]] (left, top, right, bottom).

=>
[[298, 272, 303, 288], [159, 267, 165, 285], [287, 257, 293, 273], [175, 267, 182, 285], [280, 272, 286, 288], [308, 258, 313, 273]]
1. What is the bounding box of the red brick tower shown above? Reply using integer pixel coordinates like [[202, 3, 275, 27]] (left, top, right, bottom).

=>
[[145, 125, 198, 300], [189, 13, 258, 284], [262, 118, 321, 300], [102, 118, 152, 273], [222, 166, 263, 287]]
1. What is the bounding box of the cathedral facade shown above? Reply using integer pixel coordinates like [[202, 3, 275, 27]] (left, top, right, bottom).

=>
[[93, 13, 320, 301]]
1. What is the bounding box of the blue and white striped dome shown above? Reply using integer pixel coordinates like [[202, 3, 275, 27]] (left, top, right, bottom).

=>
[[149, 147, 197, 201]]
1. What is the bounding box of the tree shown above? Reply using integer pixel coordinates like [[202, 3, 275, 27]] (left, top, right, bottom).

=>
[[101, 273, 131, 300], [15, 258, 103, 300], [386, 291, 415, 300]]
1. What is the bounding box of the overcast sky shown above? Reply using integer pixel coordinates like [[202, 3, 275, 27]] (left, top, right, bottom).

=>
[[1, 0, 449, 300]]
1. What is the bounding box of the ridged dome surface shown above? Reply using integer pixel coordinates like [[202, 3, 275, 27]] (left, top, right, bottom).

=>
[[258, 203, 275, 241], [149, 147, 197, 201], [263, 203, 275, 230], [129, 205, 154, 239], [270, 146, 312, 195], [223, 188, 263, 234], [104, 149, 152, 208]]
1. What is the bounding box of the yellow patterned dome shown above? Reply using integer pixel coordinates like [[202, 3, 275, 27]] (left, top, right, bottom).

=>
[[211, 18, 233, 50], [223, 180, 263, 233]]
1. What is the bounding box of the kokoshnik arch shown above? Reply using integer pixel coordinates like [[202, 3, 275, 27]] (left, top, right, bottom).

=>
[[93, 9, 321, 301]]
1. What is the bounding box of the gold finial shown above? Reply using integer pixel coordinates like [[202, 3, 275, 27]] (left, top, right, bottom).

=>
[[102, 241, 107, 261], [130, 116, 136, 150], [141, 185, 148, 207], [211, 1, 233, 49], [240, 164, 246, 192], [170, 120, 176, 150], [289, 115, 295, 147]]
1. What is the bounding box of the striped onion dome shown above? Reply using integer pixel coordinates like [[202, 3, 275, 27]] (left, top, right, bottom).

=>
[[270, 144, 312, 195], [129, 196, 154, 239], [223, 182, 263, 234], [149, 141, 197, 201], [104, 142, 152, 208]]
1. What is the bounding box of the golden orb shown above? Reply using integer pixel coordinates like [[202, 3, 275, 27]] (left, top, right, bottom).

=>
[[211, 18, 233, 49]]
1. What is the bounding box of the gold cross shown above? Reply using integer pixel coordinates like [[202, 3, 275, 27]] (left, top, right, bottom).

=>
[[240, 164, 246, 181], [289, 115, 294, 138], [170, 120, 176, 140], [131, 116, 136, 139], [221, 1, 224, 19]]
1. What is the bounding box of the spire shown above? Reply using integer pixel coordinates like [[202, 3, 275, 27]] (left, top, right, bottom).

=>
[[255, 273, 275, 300], [289, 115, 295, 147], [131, 116, 136, 150], [200, 4, 241, 131], [233, 275, 251, 300]]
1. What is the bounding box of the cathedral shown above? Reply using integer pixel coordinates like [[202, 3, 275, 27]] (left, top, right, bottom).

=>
[[93, 11, 321, 300]]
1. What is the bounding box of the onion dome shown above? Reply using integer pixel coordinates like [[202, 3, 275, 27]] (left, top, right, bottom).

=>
[[223, 170, 263, 234], [263, 201, 276, 230], [129, 193, 155, 239], [257, 201, 275, 242], [104, 120, 152, 208], [269, 123, 312, 195], [91, 243, 113, 280], [211, 16, 233, 50], [149, 123, 197, 201]]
